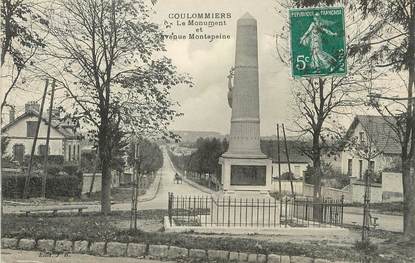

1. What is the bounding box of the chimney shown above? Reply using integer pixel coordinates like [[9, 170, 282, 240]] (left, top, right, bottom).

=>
[[25, 101, 40, 113], [9, 106, 15, 123]]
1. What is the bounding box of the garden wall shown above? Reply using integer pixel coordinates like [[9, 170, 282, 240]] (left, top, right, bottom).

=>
[[271, 180, 303, 195], [271, 181, 351, 202], [351, 181, 382, 203], [1, 237, 351, 263], [81, 171, 120, 194], [382, 172, 403, 202]]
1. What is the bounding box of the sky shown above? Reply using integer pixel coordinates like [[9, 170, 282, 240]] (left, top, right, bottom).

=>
[[3, 0, 407, 137], [152, 0, 295, 136]]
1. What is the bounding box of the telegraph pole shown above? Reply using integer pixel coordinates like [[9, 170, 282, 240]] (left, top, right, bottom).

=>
[[88, 147, 99, 197], [23, 79, 49, 199], [41, 79, 56, 198], [134, 143, 140, 230], [282, 124, 295, 198], [130, 142, 140, 230], [276, 124, 282, 195]]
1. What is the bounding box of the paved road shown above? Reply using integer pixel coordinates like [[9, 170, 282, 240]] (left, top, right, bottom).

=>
[[129, 148, 207, 210], [3, 148, 205, 214], [343, 206, 403, 232], [1, 249, 174, 263]]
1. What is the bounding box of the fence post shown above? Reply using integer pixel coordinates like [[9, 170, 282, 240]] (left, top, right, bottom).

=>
[[251, 198, 254, 227], [285, 197, 288, 227], [240, 198, 242, 227], [228, 197, 231, 227], [341, 194, 344, 226], [168, 192, 173, 226]]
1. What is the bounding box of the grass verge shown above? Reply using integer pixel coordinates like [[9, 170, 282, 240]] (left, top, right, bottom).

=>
[[2, 210, 414, 262]]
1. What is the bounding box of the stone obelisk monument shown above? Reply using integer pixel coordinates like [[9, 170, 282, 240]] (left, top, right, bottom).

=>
[[219, 13, 272, 193]]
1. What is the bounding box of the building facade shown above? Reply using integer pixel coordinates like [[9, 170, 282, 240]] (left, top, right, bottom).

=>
[[330, 115, 401, 179], [1, 102, 80, 164]]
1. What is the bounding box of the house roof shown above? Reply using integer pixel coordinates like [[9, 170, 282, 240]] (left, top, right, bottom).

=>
[[260, 140, 311, 163], [1, 109, 79, 139], [346, 115, 401, 155]]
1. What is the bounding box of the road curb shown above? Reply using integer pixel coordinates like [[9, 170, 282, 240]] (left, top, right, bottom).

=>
[[1, 237, 356, 263], [138, 170, 163, 202]]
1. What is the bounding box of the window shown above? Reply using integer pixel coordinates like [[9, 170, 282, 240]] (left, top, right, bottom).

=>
[[68, 145, 71, 161], [369, 161, 375, 172], [359, 160, 363, 179], [73, 145, 76, 161], [359, 132, 365, 142], [26, 121, 37, 137], [294, 165, 301, 177], [77, 144, 80, 161], [38, 145, 49, 156], [347, 159, 353, 176], [13, 144, 25, 164]]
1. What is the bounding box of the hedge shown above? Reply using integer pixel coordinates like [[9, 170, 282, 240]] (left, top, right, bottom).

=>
[[2, 175, 82, 198], [23, 155, 65, 166]]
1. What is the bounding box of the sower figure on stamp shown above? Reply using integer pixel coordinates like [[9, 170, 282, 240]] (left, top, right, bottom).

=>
[[300, 12, 338, 73]]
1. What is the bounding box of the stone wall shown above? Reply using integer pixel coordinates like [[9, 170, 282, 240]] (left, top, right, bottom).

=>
[[81, 171, 120, 194], [1, 238, 355, 263], [351, 181, 382, 203], [271, 180, 304, 195], [382, 172, 403, 202], [286, 182, 351, 202]]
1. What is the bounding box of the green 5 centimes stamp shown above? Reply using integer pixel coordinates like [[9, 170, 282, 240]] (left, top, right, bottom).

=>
[[289, 7, 347, 78]]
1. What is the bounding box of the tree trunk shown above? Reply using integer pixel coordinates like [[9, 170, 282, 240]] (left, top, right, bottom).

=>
[[312, 155, 322, 199], [402, 159, 415, 239], [100, 156, 112, 215], [312, 131, 322, 200], [312, 131, 323, 221], [403, 5, 415, 239], [99, 127, 112, 215], [1, 2, 11, 67]]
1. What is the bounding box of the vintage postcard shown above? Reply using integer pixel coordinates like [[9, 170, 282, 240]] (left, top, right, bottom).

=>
[[1, 0, 414, 262]]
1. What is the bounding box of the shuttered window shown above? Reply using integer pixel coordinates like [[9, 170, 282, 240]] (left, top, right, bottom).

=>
[[26, 121, 37, 137], [68, 145, 72, 161], [38, 145, 49, 156], [13, 144, 25, 164]]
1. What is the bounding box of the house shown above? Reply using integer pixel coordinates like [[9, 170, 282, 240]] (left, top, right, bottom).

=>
[[1, 101, 81, 164], [331, 115, 401, 179], [260, 140, 312, 179]]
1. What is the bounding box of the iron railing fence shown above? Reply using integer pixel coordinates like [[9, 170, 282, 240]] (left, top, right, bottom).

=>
[[280, 196, 344, 227], [167, 193, 344, 228]]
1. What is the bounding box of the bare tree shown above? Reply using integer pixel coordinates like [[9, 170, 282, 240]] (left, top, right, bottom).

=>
[[41, 0, 191, 214], [354, 0, 415, 238], [1, 0, 48, 112], [275, 0, 375, 200]]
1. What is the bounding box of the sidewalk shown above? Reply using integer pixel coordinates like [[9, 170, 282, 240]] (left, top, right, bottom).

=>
[[343, 206, 403, 232], [138, 170, 162, 202]]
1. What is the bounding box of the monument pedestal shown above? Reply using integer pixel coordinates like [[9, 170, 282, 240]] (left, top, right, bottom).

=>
[[219, 156, 272, 193], [219, 13, 273, 194]]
